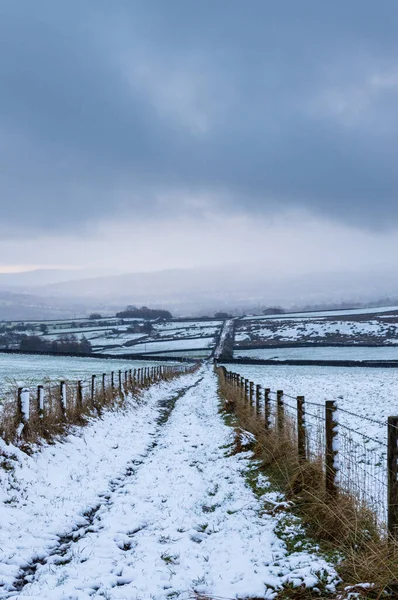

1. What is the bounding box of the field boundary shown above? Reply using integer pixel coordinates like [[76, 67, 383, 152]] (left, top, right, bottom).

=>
[[215, 363, 398, 535], [1, 364, 198, 444], [215, 363, 398, 596], [0, 348, 196, 362], [234, 342, 398, 349]]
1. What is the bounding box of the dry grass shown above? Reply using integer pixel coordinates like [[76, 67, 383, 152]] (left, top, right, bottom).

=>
[[0, 364, 198, 446], [217, 370, 398, 599]]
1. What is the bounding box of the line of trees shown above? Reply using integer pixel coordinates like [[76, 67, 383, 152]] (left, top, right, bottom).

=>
[[19, 335, 92, 354], [116, 305, 172, 320]]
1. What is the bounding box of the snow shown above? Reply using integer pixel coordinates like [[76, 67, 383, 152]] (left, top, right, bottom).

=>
[[234, 346, 398, 361], [236, 318, 398, 344], [149, 349, 211, 359], [153, 324, 220, 339], [20, 388, 30, 421], [103, 336, 215, 355], [223, 363, 395, 443], [242, 305, 398, 320], [214, 318, 234, 358], [0, 354, 181, 395], [223, 363, 393, 521], [0, 365, 337, 598]]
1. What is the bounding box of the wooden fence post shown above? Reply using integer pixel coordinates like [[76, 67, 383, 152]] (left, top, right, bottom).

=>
[[388, 416, 398, 540], [118, 370, 122, 394], [325, 400, 338, 497], [77, 380, 83, 411], [264, 388, 271, 430], [102, 373, 106, 401], [256, 385, 261, 416], [277, 390, 284, 431], [249, 382, 254, 410], [91, 375, 96, 406], [17, 387, 30, 436], [59, 381, 67, 418], [244, 379, 249, 403], [37, 385, 44, 420], [297, 396, 307, 462], [111, 371, 114, 393]]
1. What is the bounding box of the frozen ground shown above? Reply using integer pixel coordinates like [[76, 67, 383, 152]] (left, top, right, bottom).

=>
[[223, 363, 397, 445], [234, 346, 398, 361], [1, 318, 223, 357], [102, 336, 215, 356], [242, 305, 398, 320], [0, 365, 337, 599], [0, 354, 177, 394], [236, 318, 398, 344]]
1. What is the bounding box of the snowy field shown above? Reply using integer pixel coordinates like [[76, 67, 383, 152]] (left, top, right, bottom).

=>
[[0, 353, 177, 393], [242, 305, 398, 320], [102, 336, 215, 356], [1, 317, 223, 357], [0, 365, 337, 598], [131, 349, 211, 359], [223, 363, 398, 441], [234, 346, 398, 361], [236, 318, 398, 345]]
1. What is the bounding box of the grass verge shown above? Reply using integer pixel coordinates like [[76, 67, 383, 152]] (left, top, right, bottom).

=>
[[217, 370, 398, 599]]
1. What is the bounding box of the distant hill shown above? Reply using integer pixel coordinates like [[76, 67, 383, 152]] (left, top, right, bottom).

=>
[[0, 268, 113, 290], [1, 264, 398, 320]]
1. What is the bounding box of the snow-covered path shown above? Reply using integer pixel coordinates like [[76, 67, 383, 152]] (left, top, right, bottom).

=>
[[1, 365, 336, 599]]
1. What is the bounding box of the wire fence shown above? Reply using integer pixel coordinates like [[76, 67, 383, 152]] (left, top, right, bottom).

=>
[[0, 364, 197, 443], [216, 365, 398, 539]]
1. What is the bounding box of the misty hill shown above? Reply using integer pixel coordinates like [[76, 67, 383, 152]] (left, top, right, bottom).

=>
[[0, 268, 111, 290], [26, 265, 398, 313], [1, 265, 398, 320], [0, 291, 89, 321]]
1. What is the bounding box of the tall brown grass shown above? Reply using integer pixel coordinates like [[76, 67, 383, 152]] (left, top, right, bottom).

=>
[[0, 364, 198, 446], [217, 369, 398, 599]]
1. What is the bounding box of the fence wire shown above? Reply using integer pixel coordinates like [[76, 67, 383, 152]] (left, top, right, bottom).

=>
[[222, 369, 391, 527]]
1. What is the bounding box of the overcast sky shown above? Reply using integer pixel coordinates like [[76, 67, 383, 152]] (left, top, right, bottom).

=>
[[1, 0, 398, 275]]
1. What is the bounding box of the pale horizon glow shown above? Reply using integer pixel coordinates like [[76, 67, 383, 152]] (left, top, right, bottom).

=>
[[1, 211, 398, 277], [0, 265, 80, 274]]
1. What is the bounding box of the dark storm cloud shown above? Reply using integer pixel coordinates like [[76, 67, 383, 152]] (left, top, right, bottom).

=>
[[1, 0, 398, 232]]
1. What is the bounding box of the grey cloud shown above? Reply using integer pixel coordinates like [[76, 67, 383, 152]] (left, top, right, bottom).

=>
[[1, 0, 398, 233]]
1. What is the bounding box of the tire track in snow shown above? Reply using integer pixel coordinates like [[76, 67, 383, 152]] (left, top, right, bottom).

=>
[[12, 366, 337, 600], [1, 373, 204, 598]]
